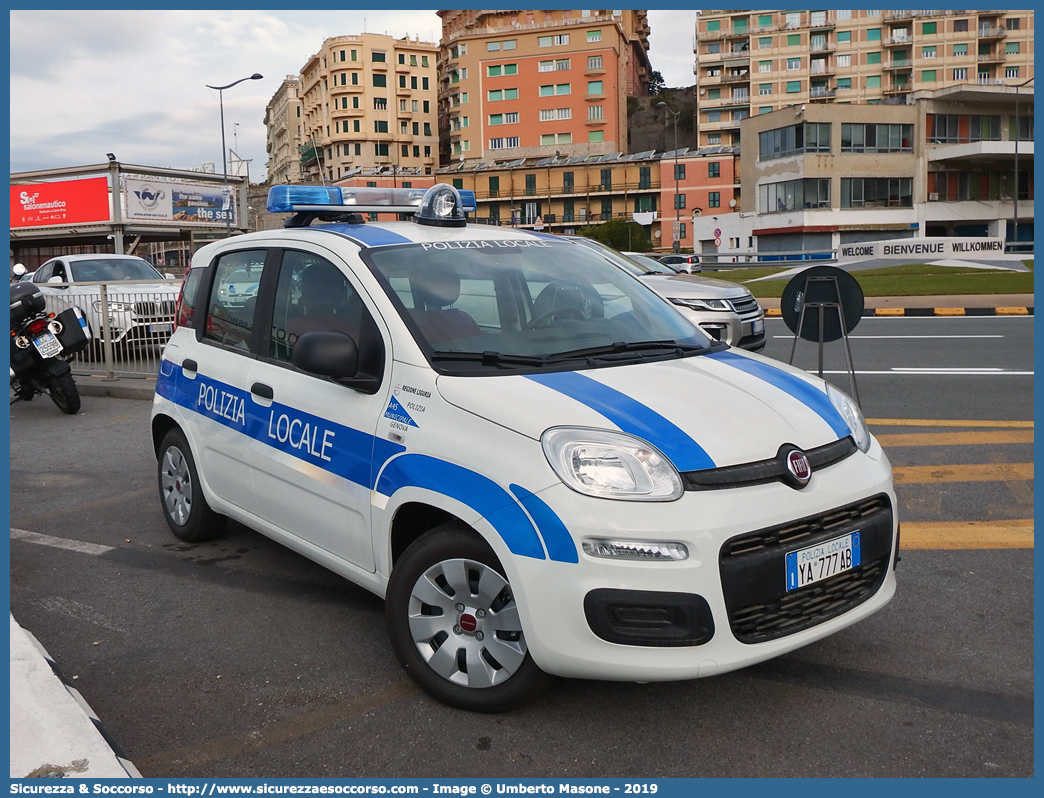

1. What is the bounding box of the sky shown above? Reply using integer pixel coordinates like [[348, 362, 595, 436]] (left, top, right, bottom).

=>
[[9, 9, 698, 182]]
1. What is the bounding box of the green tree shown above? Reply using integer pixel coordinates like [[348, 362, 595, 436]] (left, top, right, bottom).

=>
[[648, 70, 665, 95], [577, 218, 651, 252]]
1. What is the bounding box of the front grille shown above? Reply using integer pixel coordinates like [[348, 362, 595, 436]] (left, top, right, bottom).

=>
[[729, 295, 761, 315], [719, 494, 893, 643], [134, 300, 176, 320], [682, 437, 856, 491]]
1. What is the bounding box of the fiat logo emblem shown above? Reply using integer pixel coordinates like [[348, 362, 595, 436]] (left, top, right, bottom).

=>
[[459, 613, 478, 633], [786, 450, 812, 484]]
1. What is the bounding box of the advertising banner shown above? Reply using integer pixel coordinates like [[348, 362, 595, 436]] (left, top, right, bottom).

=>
[[837, 237, 1007, 261], [125, 177, 236, 225], [10, 177, 111, 228]]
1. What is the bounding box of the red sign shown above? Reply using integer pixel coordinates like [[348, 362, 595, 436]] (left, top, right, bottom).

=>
[[10, 177, 111, 228]]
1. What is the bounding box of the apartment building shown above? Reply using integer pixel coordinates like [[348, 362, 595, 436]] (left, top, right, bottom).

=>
[[264, 76, 303, 185], [661, 148, 741, 252], [694, 9, 1034, 149], [692, 83, 1034, 257], [293, 33, 439, 183], [437, 10, 651, 164]]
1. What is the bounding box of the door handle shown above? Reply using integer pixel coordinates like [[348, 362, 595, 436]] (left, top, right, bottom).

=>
[[251, 382, 274, 400], [182, 359, 198, 372]]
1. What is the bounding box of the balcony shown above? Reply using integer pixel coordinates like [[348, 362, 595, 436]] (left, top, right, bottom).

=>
[[722, 71, 751, 83], [885, 59, 914, 70], [810, 61, 835, 76], [977, 26, 1006, 39], [810, 42, 835, 53], [884, 84, 912, 96], [809, 87, 836, 100], [885, 34, 912, 46], [977, 52, 1004, 64]]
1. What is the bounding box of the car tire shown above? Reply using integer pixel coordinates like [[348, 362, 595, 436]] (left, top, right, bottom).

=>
[[385, 522, 554, 712], [157, 428, 226, 543]]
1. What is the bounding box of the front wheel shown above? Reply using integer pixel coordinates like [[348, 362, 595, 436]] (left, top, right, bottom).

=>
[[385, 523, 554, 712], [47, 371, 80, 414], [157, 428, 226, 542]]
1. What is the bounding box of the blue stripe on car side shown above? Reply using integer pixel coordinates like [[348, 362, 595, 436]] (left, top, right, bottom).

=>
[[509, 485, 578, 564], [524, 371, 715, 472], [706, 350, 851, 439], [157, 361, 405, 489], [376, 455, 547, 560]]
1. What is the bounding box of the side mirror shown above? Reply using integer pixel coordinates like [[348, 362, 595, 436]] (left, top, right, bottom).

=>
[[47, 276, 65, 285], [164, 273, 175, 280], [291, 330, 359, 379]]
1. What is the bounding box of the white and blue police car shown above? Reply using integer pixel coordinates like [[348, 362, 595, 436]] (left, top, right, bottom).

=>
[[151, 183, 898, 712]]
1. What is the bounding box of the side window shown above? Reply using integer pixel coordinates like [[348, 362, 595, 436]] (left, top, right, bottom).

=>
[[269, 251, 364, 364], [203, 250, 266, 351], [177, 268, 205, 329], [34, 263, 54, 283]]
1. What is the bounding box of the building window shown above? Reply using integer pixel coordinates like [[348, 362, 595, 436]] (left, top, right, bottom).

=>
[[587, 30, 601, 42], [374, 98, 387, 110], [373, 74, 386, 87], [837, 10, 851, 20], [351, 72, 359, 85], [866, 75, 881, 88], [350, 49, 357, 61], [673, 163, 686, 180], [539, 108, 572, 121], [707, 111, 721, 122], [375, 143, 389, 156], [953, 44, 968, 56], [760, 122, 831, 160], [953, 68, 968, 80], [488, 137, 520, 149], [638, 166, 651, 189], [837, 31, 851, 43], [786, 81, 801, 93], [398, 53, 405, 64], [867, 28, 881, 41], [708, 88, 721, 99], [922, 46, 936, 59], [921, 70, 937, 82], [1006, 17, 1021, 30], [708, 162, 720, 178], [372, 51, 386, 62], [487, 41, 500, 51], [555, 59, 570, 71], [927, 114, 1001, 143], [787, 34, 801, 46], [1005, 42, 1020, 54], [674, 194, 686, 209], [374, 120, 388, 133], [758, 83, 774, 96], [401, 144, 409, 157], [502, 40, 516, 50], [787, 58, 801, 70], [1006, 66, 1020, 79], [353, 120, 361, 132], [708, 192, 721, 208], [589, 130, 604, 143], [588, 55, 603, 70], [841, 177, 913, 208], [538, 60, 554, 72], [708, 133, 721, 145], [354, 143, 361, 155], [588, 105, 604, 120], [707, 20, 720, 32], [785, 12, 801, 28], [707, 43, 721, 54], [953, 19, 968, 33], [867, 51, 882, 64], [398, 74, 407, 88], [922, 21, 937, 35], [759, 60, 772, 73], [588, 80, 603, 95], [759, 36, 772, 48], [761, 178, 831, 212], [837, 54, 851, 67], [841, 123, 913, 152]]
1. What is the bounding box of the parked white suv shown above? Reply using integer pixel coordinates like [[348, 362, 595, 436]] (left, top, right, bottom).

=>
[[151, 184, 896, 712]]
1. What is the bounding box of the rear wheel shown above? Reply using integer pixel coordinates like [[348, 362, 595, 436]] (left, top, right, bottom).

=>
[[385, 522, 553, 712], [157, 428, 226, 542], [47, 371, 80, 414]]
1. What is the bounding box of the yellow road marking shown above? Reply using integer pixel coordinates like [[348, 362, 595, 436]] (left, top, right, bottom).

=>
[[934, 307, 966, 316], [996, 307, 1030, 315], [893, 463, 1033, 484], [868, 419, 1033, 429], [874, 307, 905, 316], [901, 520, 1033, 549], [877, 430, 1034, 447]]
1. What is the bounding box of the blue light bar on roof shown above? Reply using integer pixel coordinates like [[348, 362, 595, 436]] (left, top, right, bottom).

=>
[[266, 183, 476, 216], [457, 189, 477, 214], [267, 185, 342, 213]]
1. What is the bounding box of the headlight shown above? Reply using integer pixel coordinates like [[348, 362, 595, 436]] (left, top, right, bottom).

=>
[[827, 384, 871, 453], [669, 297, 731, 312], [541, 427, 683, 501], [92, 300, 131, 312]]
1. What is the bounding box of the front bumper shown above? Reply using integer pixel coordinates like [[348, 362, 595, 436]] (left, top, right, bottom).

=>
[[507, 438, 896, 682]]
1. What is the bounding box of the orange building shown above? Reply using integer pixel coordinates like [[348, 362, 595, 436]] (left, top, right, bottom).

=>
[[437, 10, 651, 164], [659, 149, 741, 252]]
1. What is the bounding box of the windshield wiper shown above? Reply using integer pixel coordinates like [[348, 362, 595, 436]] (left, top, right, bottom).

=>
[[431, 350, 549, 368], [546, 340, 705, 362]]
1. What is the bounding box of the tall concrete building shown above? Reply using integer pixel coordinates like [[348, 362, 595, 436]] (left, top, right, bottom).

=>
[[694, 9, 1034, 148], [264, 76, 303, 185], [436, 9, 652, 164], [290, 33, 439, 183]]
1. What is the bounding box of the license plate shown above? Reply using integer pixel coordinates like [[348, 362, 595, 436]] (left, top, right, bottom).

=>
[[785, 532, 861, 592], [752, 319, 765, 335], [32, 332, 62, 358], [149, 323, 172, 334]]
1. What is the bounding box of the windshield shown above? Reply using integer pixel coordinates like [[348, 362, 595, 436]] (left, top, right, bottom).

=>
[[365, 238, 713, 374], [68, 258, 164, 282], [625, 252, 678, 274]]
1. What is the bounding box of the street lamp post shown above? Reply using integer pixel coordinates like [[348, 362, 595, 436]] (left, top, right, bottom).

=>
[[1012, 76, 1033, 251], [205, 73, 262, 236], [657, 101, 681, 253]]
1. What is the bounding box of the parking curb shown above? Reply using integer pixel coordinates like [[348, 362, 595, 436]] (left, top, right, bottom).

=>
[[764, 306, 1033, 318]]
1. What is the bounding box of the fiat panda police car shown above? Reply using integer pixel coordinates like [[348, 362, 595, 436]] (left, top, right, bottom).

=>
[[151, 183, 898, 712]]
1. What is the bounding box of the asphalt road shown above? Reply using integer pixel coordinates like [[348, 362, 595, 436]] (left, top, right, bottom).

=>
[[9, 316, 1034, 778]]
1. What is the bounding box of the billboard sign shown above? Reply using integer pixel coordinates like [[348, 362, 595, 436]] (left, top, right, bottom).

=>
[[837, 237, 1007, 261], [10, 177, 111, 228], [125, 177, 236, 225]]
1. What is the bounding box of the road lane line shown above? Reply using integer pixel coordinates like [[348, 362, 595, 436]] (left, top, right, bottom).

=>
[[867, 419, 1033, 428], [876, 430, 1034, 447], [893, 463, 1033, 484], [901, 520, 1033, 549], [10, 528, 114, 556]]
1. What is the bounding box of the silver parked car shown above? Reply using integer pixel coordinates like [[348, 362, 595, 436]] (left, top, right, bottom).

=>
[[567, 239, 766, 352], [29, 254, 179, 351]]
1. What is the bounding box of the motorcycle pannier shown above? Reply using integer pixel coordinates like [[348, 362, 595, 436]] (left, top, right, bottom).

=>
[[54, 307, 90, 355], [10, 283, 46, 325]]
